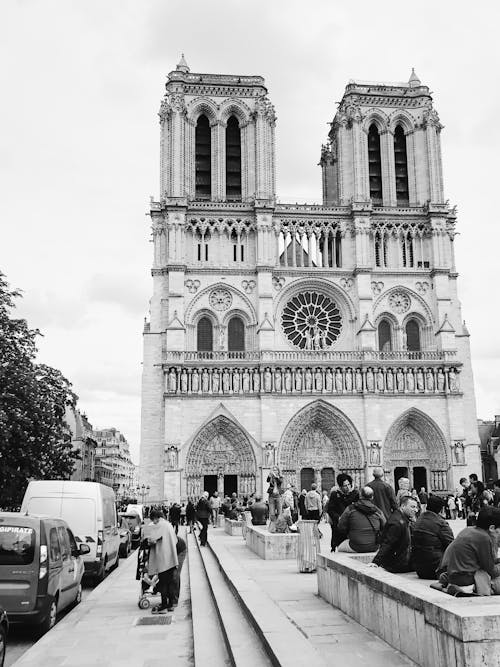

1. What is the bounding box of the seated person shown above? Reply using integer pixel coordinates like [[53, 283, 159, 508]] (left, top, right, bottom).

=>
[[274, 507, 293, 533], [250, 495, 268, 526], [334, 486, 386, 553], [411, 494, 454, 579], [439, 507, 500, 595], [371, 496, 418, 573]]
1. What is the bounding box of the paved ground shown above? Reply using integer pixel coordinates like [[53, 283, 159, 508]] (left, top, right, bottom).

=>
[[11, 534, 194, 667]]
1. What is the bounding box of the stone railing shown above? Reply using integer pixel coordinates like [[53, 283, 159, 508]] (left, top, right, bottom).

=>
[[164, 364, 461, 396], [164, 349, 457, 365]]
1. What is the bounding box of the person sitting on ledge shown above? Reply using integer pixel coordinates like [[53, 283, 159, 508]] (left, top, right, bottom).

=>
[[370, 496, 418, 573], [438, 506, 500, 596], [411, 494, 454, 579], [274, 507, 293, 533], [334, 486, 386, 553], [250, 495, 268, 526]]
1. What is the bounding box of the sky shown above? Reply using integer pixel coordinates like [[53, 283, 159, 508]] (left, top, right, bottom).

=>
[[1, 0, 499, 464]]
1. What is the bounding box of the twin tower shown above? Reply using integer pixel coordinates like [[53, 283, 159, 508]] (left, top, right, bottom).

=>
[[140, 57, 479, 503]]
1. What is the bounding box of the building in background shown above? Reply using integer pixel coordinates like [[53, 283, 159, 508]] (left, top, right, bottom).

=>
[[94, 427, 136, 499], [65, 407, 97, 482], [140, 57, 481, 502], [477, 417, 500, 484]]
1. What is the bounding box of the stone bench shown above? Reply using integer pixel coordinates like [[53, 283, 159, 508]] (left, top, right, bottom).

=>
[[317, 552, 500, 666], [224, 518, 243, 536], [245, 525, 298, 560]]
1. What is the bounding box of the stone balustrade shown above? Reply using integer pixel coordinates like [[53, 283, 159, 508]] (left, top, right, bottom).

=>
[[164, 363, 461, 396]]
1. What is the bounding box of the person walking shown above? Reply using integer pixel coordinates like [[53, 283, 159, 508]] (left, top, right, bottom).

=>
[[186, 498, 196, 533], [196, 491, 211, 546], [209, 491, 221, 527], [169, 503, 181, 535], [367, 467, 397, 520], [145, 508, 178, 613], [418, 487, 429, 513]]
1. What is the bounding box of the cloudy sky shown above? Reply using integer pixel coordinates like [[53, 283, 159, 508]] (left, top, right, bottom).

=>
[[1, 1, 499, 463]]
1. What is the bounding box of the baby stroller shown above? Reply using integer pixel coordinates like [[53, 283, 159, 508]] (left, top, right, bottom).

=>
[[136, 540, 161, 610]]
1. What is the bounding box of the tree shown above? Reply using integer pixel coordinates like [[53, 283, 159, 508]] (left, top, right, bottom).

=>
[[0, 272, 79, 508]]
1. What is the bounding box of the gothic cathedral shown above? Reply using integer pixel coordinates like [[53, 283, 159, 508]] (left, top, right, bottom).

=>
[[140, 57, 480, 502]]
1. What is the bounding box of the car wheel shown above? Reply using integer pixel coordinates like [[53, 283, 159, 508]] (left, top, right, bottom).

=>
[[74, 583, 82, 606], [38, 598, 57, 637], [94, 559, 106, 585], [0, 624, 6, 667]]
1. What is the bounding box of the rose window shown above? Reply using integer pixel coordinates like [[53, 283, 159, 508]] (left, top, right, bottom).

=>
[[281, 291, 342, 349], [209, 288, 232, 311], [388, 291, 410, 314]]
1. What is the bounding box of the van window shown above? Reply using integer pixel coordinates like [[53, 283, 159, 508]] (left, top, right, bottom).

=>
[[49, 528, 61, 562], [57, 526, 70, 560], [103, 497, 116, 529], [67, 528, 78, 554], [0, 526, 35, 565], [28, 497, 96, 537]]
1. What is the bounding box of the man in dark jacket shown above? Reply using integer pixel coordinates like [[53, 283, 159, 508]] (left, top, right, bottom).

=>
[[334, 486, 386, 552], [196, 491, 211, 546], [411, 494, 454, 579], [371, 496, 418, 572], [327, 473, 359, 552], [367, 467, 397, 521], [250, 495, 268, 525]]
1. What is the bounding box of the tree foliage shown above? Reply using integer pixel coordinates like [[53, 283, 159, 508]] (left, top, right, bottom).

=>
[[0, 272, 79, 508]]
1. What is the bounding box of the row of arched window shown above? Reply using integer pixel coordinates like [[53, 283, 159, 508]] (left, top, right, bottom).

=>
[[368, 124, 409, 205], [378, 318, 421, 352], [195, 115, 241, 200], [197, 316, 245, 352]]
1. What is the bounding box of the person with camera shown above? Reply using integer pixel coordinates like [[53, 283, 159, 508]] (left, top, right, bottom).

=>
[[267, 466, 284, 530]]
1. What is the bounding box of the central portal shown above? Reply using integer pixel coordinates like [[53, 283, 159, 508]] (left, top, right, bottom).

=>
[[223, 475, 237, 496]]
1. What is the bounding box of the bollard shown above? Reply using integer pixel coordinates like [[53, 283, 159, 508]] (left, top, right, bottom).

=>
[[297, 519, 321, 572]]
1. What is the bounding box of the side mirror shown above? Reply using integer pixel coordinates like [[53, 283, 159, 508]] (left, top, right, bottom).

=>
[[78, 544, 91, 555]]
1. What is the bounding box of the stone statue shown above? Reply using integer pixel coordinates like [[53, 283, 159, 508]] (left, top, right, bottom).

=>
[[377, 369, 384, 392], [437, 369, 445, 392], [191, 369, 199, 393], [314, 368, 323, 391], [345, 368, 353, 392], [325, 368, 333, 392], [253, 368, 261, 393], [284, 369, 292, 393], [406, 370, 415, 392], [416, 369, 424, 392], [426, 369, 434, 392], [313, 326, 322, 350], [448, 368, 459, 392], [212, 369, 220, 393], [454, 441, 465, 464], [396, 368, 405, 392], [320, 329, 329, 350], [264, 368, 272, 392], [386, 369, 394, 392], [166, 446, 178, 470], [242, 369, 250, 393], [305, 368, 313, 391], [222, 369, 231, 393], [219, 327, 225, 350], [233, 369, 240, 393], [366, 369, 374, 392], [294, 368, 302, 392], [369, 442, 381, 465], [336, 368, 344, 393], [202, 369, 210, 393], [180, 369, 188, 393], [264, 444, 274, 467], [355, 369, 362, 392], [169, 368, 177, 392], [305, 329, 313, 350], [274, 369, 282, 393]]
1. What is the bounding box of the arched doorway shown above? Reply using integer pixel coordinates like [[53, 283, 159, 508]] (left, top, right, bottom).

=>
[[185, 416, 256, 499], [278, 400, 365, 490], [384, 409, 448, 492]]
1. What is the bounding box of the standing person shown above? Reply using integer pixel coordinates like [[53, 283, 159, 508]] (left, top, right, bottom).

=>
[[173, 535, 187, 604], [266, 466, 284, 528], [283, 484, 294, 511], [180, 503, 186, 525], [411, 489, 422, 517], [290, 485, 299, 523], [196, 491, 211, 546], [186, 498, 196, 533], [327, 474, 360, 553], [144, 508, 178, 613], [447, 494, 457, 520], [209, 491, 221, 527], [367, 467, 397, 521], [321, 490, 329, 521], [396, 477, 411, 505], [298, 489, 307, 519], [305, 483, 323, 521], [418, 487, 429, 513], [370, 496, 419, 573], [169, 503, 181, 535]]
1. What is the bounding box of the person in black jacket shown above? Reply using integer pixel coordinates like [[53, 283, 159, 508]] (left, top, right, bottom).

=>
[[327, 473, 359, 552], [371, 496, 418, 572], [411, 495, 454, 579], [366, 467, 397, 521], [196, 491, 211, 546]]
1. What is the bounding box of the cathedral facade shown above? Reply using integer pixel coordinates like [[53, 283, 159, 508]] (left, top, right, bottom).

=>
[[140, 57, 481, 502]]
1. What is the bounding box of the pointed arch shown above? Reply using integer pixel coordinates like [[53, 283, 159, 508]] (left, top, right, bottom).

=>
[[278, 400, 365, 475], [219, 99, 252, 126], [384, 408, 448, 471], [186, 98, 218, 126]]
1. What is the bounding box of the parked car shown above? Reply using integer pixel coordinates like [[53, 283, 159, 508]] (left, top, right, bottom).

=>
[[0, 604, 8, 667], [117, 516, 131, 557], [0, 513, 89, 637], [120, 511, 142, 549], [21, 481, 120, 584]]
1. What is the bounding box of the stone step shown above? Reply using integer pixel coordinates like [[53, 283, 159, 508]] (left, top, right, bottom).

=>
[[192, 533, 272, 667]]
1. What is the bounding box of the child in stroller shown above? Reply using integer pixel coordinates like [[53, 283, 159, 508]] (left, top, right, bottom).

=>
[[136, 539, 161, 609]]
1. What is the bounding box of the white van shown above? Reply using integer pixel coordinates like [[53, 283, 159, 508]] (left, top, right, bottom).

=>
[[21, 481, 120, 583]]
